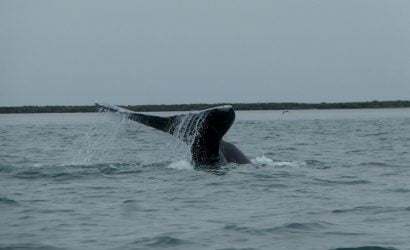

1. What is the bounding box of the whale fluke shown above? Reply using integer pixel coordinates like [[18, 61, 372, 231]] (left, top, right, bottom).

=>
[[95, 102, 251, 166]]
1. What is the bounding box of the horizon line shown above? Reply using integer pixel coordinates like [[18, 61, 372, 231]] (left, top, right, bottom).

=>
[[1, 99, 410, 108]]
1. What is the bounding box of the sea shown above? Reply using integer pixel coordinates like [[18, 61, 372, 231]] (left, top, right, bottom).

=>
[[1, 108, 410, 250]]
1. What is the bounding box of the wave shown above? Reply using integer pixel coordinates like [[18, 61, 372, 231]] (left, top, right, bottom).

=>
[[131, 235, 192, 248], [216, 248, 258, 250], [361, 132, 390, 137], [389, 188, 410, 193], [330, 246, 398, 250], [0, 244, 63, 250], [6, 162, 145, 180], [0, 197, 19, 206], [0, 164, 13, 174], [305, 159, 328, 168], [359, 162, 394, 168], [5, 158, 213, 180], [2, 155, 331, 180], [332, 206, 410, 214], [313, 178, 370, 185], [223, 221, 331, 235], [1, 160, 205, 180]]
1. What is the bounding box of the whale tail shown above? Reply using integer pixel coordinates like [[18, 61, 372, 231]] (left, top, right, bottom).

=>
[[95, 102, 177, 133], [95, 102, 236, 165]]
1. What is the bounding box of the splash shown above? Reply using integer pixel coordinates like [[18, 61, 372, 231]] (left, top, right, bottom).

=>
[[70, 110, 127, 165], [251, 155, 274, 165], [166, 160, 194, 170], [70, 109, 208, 166], [161, 112, 207, 163], [252, 155, 307, 168]]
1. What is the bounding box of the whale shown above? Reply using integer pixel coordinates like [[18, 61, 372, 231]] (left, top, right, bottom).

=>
[[95, 102, 251, 166]]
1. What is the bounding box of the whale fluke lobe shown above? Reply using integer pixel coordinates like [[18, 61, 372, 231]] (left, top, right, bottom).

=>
[[95, 102, 175, 133], [95, 102, 251, 166]]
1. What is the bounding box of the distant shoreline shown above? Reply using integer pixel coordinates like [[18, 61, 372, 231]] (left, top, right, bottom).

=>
[[0, 100, 409, 114]]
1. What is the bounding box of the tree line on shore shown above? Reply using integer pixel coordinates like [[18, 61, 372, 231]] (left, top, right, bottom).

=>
[[1, 100, 409, 114]]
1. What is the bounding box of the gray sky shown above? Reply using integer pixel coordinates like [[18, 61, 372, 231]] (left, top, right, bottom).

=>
[[1, 0, 409, 106]]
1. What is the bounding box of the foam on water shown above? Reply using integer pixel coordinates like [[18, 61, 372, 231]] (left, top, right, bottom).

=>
[[252, 155, 307, 168], [166, 160, 194, 170]]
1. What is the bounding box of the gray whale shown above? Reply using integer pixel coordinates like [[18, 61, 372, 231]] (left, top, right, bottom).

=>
[[95, 103, 251, 166]]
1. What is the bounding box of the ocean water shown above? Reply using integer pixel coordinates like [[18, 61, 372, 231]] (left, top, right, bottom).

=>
[[1, 109, 410, 250]]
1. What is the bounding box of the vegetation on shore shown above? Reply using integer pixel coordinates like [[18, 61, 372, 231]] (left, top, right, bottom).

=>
[[0, 100, 409, 114]]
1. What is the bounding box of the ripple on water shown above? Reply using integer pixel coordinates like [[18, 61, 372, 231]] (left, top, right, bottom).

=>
[[217, 248, 258, 250], [389, 188, 410, 193], [0, 164, 13, 173], [0, 197, 20, 206], [270, 222, 332, 233], [313, 178, 371, 186], [305, 159, 329, 169], [331, 206, 410, 215], [359, 162, 394, 168], [330, 246, 398, 250], [12, 169, 85, 180], [0, 243, 63, 250], [131, 235, 192, 248], [7, 163, 144, 180], [223, 221, 332, 235]]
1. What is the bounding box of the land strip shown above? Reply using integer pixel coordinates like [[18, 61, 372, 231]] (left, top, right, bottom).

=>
[[1, 100, 410, 114]]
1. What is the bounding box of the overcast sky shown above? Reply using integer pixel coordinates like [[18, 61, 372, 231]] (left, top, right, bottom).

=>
[[1, 0, 409, 106]]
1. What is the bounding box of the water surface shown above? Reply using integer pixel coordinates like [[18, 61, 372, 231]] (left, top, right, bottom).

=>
[[1, 109, 410, 250]]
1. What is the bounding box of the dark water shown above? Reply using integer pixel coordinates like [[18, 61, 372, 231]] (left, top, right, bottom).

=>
[[1, 109, 410, 250]]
